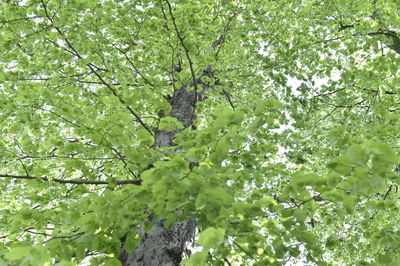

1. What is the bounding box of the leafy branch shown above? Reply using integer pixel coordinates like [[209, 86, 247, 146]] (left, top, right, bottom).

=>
[[40, 0, 153, 136], [0, 174, 141, 185], [86, 63, 154, 136], [165, 0, 198, 90]]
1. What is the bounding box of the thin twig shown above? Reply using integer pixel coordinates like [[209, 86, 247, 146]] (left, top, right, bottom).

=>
[[232, 240, 256, 260], [383, 185, 395, 200], [44, 232, 85, 243], [223, 257, 232, 266], [111, 147, 137, 179], [105, 38, 154, 87], [222, 89, 235, 109], [313, 88, 346, 97]]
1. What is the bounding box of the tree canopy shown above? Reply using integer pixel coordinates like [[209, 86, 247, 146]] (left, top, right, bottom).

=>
[[1, 0, 400, 265]]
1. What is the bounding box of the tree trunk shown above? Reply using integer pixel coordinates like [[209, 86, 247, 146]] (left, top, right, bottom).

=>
[[122, 219, 196, 266], [121, 86, 199, 265]]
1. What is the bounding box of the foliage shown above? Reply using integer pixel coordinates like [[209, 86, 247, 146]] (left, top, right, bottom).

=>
[[1, 0, 400, 265]]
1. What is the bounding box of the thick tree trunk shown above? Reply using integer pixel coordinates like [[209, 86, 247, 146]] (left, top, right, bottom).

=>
[[122, 219, 196, 266], [121, 87, 198, 265]]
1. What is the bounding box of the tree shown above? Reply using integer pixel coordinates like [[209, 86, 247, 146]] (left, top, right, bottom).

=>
[[1, 0, 400, 265]]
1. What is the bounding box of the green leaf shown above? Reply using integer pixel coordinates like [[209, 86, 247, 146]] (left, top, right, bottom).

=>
[[124, 231, 141, 253], [137, 128, 154, 146], [159, 117, 184, 131], [185, 147, 207, 163], [4, 247, 31, 260], [103, 258, 122, 266], [198, 227, 225, 249], [377, 254, 392, 264], [346, 144, 369, 166], [195, 193, 207, 210], [54, 261, 77, 266], [2, 1, 400, 265], [182, 251, 208, 266]]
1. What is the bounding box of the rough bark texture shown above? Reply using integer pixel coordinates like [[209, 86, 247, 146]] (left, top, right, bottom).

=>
[[122, 219, 196, 266], [154, 87, 197, 147], [121, 87, 198, 266]]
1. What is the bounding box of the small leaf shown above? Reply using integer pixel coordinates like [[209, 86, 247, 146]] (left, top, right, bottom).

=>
[[182, 250, 208, 266], [124, 231, 141, 253], [4, 247, 31, 260], [198, 227, 225, 249], [103, 258, 122, 266], [159, 117, 184, 131], [195, 193, 207, 210]]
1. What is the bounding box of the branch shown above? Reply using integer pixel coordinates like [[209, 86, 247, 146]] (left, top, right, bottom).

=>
[[232, 240, 257, 260], [383, 185, 397, 200], [314, 35, 347, 44], [41, 1, 82, 59], [222, 89, 235, 109], [111, 147, 137, 179], [86, 63, 153, 135], [103, 37, 154, 87], [0, 15, 42, 24], [313, 88, 346, 97], [0, 174, 142, 186], [17, 155, 119, 161], [121, 51, 154, 87], [223, 257, 232, 266], [338, 24, 354, 32], [165, 0, 198, 90], [214, 11, 241, 57], [20, 104, 81, 127], [24, 229, 51, 237], [40, 0, 153, 136], [44, 231, 85, 243], [367, 30, 398, 38]]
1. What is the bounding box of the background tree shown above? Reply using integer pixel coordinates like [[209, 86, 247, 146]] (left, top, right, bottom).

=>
[[1, 0, 400, 265]]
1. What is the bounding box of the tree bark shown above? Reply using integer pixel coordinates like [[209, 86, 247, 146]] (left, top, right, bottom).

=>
[[120, 87, 198, 265], [122, 219, 196, 266]]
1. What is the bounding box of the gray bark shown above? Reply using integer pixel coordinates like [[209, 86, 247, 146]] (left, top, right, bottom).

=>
[[122, 219, 196, 266], [121, 87, 198, 265], [154, 87, 197, 147]]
